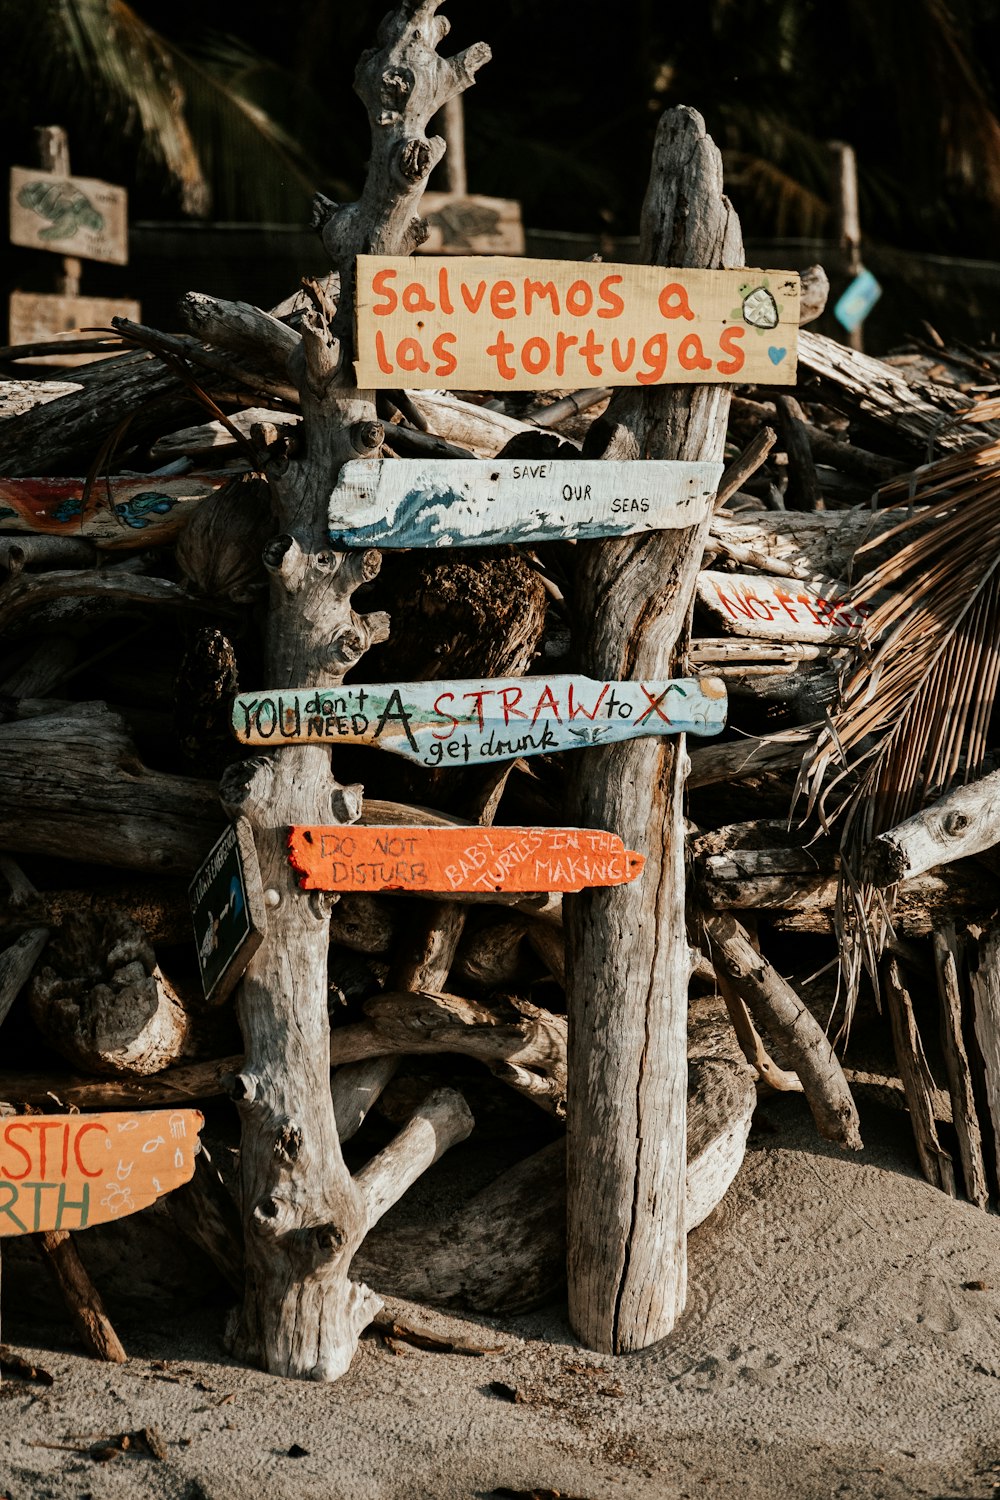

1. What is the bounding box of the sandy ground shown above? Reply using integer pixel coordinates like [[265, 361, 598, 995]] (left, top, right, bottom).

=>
[[2, 1093, 999, 1500]]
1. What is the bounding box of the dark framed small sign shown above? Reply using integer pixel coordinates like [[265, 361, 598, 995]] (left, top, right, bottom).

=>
[[189, 820, 266, 1003]]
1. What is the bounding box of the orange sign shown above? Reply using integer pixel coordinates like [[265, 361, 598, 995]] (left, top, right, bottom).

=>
[[288, 826, 645, 894], [0, 1110, 203, 1236]]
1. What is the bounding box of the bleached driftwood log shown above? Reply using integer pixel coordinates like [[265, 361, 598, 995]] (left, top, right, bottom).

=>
[[702, 909, 862, 1150], [29, 912, 194, 1077], [216, 1, 492, 1381], [968, 922, 1000, 1186], [933, 926, 990, 1208], [882, 957, 956, 1195], [353, 995, 756, 1313], [705, 508, 901, 583], [331, 989, 567, 1116], [691, 820, 999, 934], [798, 329, 1000, 456], [564, 106, 743, 1354], [864, 767, 1000, 887]]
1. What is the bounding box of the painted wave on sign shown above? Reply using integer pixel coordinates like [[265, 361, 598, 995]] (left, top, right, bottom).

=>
[[329, 476, 714, 549]]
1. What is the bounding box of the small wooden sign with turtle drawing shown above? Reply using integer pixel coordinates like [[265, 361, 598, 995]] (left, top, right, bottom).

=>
[[9, 167, 128, 266]]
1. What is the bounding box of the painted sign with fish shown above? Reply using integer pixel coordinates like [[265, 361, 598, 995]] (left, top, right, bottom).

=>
[[9, 167, 128, 265], [232, 674, 727, 766]]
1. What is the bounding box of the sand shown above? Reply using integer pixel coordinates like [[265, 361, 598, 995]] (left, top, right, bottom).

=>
[[2, 1093, 999, 1500]]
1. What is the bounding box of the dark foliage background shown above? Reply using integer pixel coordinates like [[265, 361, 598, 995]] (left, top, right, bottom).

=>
[[1, 0, 1000, 255]]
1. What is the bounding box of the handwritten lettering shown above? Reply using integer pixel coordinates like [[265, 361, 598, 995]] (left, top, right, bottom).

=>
[[356, 258, 798, 390]]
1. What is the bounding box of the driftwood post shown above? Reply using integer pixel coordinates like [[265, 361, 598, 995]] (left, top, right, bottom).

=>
[[566, 107, 743, 1353], [216, 1, 488, 1380]]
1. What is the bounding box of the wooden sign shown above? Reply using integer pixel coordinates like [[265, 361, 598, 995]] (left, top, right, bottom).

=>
[[696, 570, 870, 644], [418, 193, 525, 255], [288, 826, 645, 894], [10, 168, 128, 266], [8, 291, 141, 367], [232, 673, 728, 764], [0, 473, 224, 548], [189, 821, 267, 1004], [0, 1109, 202, 1236], [354, 256, 799, 390], [328, 458, 723, 548]]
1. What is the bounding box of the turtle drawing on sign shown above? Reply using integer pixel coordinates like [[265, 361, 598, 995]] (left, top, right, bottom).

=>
[[732, 278, 781, 332], [17, 178, 105, 241], [425, 199, 501, 248]]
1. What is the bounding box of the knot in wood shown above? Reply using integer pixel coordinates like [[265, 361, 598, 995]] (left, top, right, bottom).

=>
[[274, 1123, 303, 1162], [380, 67, 413, 107], [329, 626, 366, 668], [226, 1071, 259, 1103], [350, 419, 384, 456], [944, 810, 970, 835], [315, 1223, 346, 1252], [398, 138, 433, 184], [330, 783, 364, 824]]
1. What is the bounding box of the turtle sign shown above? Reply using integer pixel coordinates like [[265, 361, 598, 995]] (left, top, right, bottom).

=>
[[9, 168, 128, 266], [0, 1110, 203, 1236], [231, 674, 728, 765], [288, 826, 645, 895], [327, 458, 723, 548], [353, 257, 800, 390]]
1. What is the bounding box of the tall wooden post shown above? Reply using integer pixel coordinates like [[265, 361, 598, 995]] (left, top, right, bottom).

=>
[[829, 140, 863, 351], [565, 106, 743, 1353], [34, 126, 82, 297]]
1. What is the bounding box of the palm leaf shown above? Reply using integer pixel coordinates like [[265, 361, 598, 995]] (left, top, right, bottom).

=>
[[796, 436, 1000, 1012], [24, 0, 209, 214]]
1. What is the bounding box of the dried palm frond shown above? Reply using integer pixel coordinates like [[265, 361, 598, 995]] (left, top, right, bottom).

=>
[[795, 436, 1000, 1016]]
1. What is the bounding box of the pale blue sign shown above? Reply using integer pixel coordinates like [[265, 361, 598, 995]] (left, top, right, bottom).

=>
[[834, 268, 882, 333]]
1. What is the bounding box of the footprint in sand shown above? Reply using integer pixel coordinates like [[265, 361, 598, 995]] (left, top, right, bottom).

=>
[[913, 1275, 961, 1334]]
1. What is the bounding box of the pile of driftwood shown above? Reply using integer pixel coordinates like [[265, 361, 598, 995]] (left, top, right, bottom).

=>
[[3, 0, 1000, 1381]]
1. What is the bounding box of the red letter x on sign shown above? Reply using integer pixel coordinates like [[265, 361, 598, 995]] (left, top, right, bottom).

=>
[[636, 686, 673, 725]]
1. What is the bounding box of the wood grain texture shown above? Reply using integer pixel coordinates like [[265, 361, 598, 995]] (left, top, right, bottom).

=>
[[864, 766, 1000, 887], [355, 255, 799, 389], [288, 826, 644, 894], [933, 926, 990, 1208], [328, 457, 722, 546], [968, 922, 1000, 1186], [232, 673, 727, 761], [0, 1109, 202, 1235], [565, 104, 744, 1355]]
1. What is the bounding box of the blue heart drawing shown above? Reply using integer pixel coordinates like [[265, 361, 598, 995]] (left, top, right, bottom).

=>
[[768, 346, 787, 365]]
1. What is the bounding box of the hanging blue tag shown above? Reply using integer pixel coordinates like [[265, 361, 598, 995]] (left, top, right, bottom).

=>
[[834, 268, 882, 332]]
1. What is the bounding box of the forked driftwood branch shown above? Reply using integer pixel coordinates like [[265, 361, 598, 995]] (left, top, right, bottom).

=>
[[211, 0, 491, 1381]]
